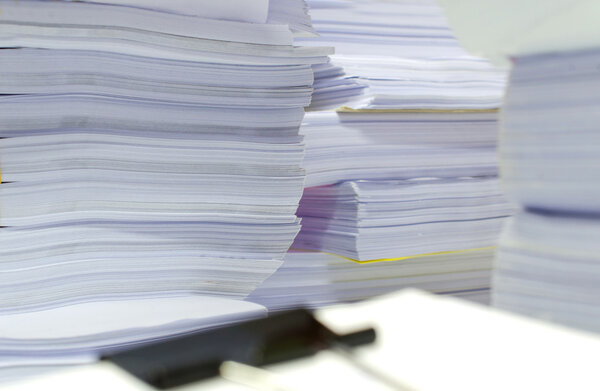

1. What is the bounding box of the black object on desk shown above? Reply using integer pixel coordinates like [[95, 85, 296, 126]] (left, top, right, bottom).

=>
[[103, 309, 376, 389]]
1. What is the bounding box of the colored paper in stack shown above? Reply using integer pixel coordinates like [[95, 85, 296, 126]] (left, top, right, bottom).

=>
[[250, 0, 510, 309], [0, 0, 329, 373]]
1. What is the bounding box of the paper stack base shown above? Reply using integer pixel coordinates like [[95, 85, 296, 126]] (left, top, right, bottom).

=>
[[0, 295, 266, 382], [248, 248, 495, 310]]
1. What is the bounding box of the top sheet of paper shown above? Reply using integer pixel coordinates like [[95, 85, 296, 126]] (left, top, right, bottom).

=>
[[438, 0, 600, 66], [57, 0, 270, 23]]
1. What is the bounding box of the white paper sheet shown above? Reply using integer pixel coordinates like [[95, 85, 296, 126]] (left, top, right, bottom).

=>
[[0, 295, 265, 340], [58, 0, 270, 23], [438, 0, 600, 66]]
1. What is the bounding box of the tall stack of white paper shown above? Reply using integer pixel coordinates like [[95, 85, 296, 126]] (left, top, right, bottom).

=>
[[492, 49, 600, 334], [0, 0, 331, 310], [500, 50, 600, 212], [437, 0, 600, 333], [0, 0, 329, 375], [249, 0, 510, 310]]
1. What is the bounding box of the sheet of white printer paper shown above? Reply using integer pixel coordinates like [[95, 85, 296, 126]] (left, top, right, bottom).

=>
[[0, 296, 265, 371], [438, 0, 600, 66], [4, 363, 154, 391], [313, 289, 600, 391], [183, 289, 600, 390], [55, 0, 270, 23], [0, 296, 264, 340], [0, 1, 293, 47]]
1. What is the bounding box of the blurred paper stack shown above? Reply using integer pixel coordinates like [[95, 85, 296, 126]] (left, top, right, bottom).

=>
[[437, 0, 600, 334], [249, 0, 510, 309], [0, 0, 328, 372], [494, 49, 600, 333]]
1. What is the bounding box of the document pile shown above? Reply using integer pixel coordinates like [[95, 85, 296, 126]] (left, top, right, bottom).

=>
[[298, 0, 506, 110], [250, 177, 509, 309], [0, 0, 328, 373], [249, 0, 510, 309], [300, 110, 500, 188], [493, 49, 600, 333], [294, 178, 510, 261]]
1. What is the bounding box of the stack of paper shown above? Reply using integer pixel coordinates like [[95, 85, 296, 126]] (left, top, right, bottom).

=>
[[0, 0, 331, 311], [491, 48, 600, 334], [250, 177, 509, 309], [0, 0, 330, 374], [308, 60, 367, 110], [301, 110, 499, 188], [500, 49, 600, 212], [294, 178, 511, 261], [298, 0, 507, 110], [249, 0, 510, 309], [439, 0, 600, 333], [248, 249, 496, 310]]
